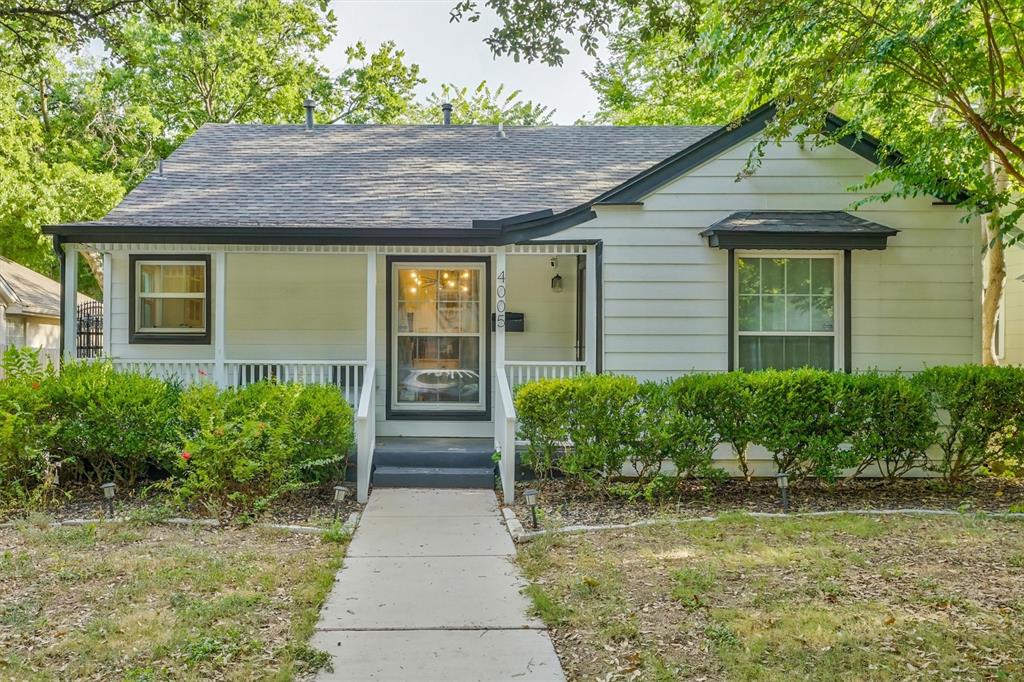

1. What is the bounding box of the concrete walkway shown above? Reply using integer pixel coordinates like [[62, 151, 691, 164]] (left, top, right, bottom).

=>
[[311, 488, 565, 681]]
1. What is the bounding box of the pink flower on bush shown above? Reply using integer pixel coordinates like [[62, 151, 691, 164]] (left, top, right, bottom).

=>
[[181, 450, 191, 461], [198, 368, 208, 377]]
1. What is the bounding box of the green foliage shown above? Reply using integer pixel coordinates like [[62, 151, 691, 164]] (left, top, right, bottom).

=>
[[636, 380, 719, 485], [677, 373, 757, 481], [0, 349, 58, 509], [913, 366, 1024, 483], [408, 81, 555, 125], [330, 41, 425, 124], [560, 374, 641, 485], [845, 373, 937, 482], [515, 378, 575, 477], [46, 360, 182, 486], [174, 381, 353, 517], [747, 369, 859, 482]]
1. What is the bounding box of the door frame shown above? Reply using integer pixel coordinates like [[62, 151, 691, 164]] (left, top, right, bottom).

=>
[[385, 255, 492, 421]]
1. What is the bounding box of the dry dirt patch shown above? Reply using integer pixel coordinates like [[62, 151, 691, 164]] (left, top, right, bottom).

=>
[[518, 513, 1024, 681]]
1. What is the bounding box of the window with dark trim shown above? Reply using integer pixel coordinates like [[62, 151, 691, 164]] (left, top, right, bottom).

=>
[[129, 254, 211, 344]]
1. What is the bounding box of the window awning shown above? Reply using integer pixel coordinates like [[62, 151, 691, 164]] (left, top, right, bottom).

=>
[[701, 211, 898, 250]]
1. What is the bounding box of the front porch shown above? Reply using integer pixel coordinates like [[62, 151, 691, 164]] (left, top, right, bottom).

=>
[[60, 242, 600, 504]]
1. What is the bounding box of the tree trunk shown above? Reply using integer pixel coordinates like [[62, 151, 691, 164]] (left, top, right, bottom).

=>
[[981, 156, 1009, 365], [80, 250, 104, 292]]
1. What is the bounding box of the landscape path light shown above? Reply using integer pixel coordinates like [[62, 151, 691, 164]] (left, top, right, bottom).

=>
[[776, 472, 789, 513], [334, 485, 349, 522], [101, 482, 116, 518], [524, 488, 540, 529]]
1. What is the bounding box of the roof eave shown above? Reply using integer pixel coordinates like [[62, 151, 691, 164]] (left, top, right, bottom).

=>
[[703, 230, 896, 250]]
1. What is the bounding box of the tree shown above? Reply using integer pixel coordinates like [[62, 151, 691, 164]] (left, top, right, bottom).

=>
[[453, 0, 1024, 363], [328, 40, 424, 124], [407, 80, 554, 125]]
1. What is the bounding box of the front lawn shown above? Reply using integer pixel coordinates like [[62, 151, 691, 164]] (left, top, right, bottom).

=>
[[519, 514, 1024, 681], [0, 520, 346, 680]]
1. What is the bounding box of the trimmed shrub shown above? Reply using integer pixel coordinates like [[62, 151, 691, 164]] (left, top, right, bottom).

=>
[[913, 365, 1024, 483], [644, 380, 720, 483], [747, 368, 859, 482], [677, 373, 757, 482], [0, 349, 58, 508], [46, 360, 182, 486], [845, 372, 937, 482], [560, 374, 643, 485], [174, 381, 353, 517], [514, 377, 575, 478]]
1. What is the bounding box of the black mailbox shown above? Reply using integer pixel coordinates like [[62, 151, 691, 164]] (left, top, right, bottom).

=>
[[491, 312, 525, 332]]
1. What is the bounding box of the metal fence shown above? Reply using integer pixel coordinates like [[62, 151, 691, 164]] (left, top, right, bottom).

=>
[[76, 301, 103, 358]]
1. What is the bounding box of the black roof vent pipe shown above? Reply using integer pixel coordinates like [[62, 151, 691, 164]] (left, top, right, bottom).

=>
[[441, 102, 452, 126], [303, 99, 315, 130]]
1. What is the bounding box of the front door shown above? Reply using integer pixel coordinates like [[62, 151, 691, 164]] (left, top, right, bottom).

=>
[[388, 259, 489, 419]]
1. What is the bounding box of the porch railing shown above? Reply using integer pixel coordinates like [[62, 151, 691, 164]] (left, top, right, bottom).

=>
[[504, 360, 586, 390], [111, 359, 215, 385], [224, 360, 365, 405], [494, 369, 517, 504], [355, 366, 376, 504]]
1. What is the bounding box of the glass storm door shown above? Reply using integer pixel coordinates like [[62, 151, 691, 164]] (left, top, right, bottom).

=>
[[391, 263, 486, 413]]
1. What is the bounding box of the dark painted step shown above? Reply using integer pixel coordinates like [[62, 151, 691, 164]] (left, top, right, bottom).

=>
[[373, 437, 495, 468], [372, 465, 495, 488]]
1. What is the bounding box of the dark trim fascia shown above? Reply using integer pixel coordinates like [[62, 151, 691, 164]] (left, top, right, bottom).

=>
[[384, 255, 492, 422], [472, 209, 553, 230], [54, 236, 65, 362], [595, 241, 603, 374], [727, 249, 735, 372], [595, 103, 779, 206], [843, 250, 852, 373], [705, 232, 893, 251], [128, 254, 212, 345]]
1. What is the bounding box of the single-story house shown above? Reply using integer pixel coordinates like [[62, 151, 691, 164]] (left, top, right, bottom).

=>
[[44, 102, 981, 502], [0, 255, 95, 366]]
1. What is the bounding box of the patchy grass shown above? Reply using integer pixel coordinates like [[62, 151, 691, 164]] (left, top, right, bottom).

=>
[[0, 521, 346, 680], [518, 514, 1024, 681]]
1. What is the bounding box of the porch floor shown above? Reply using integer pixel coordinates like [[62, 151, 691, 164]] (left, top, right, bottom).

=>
[[311, 489, 564, 680]]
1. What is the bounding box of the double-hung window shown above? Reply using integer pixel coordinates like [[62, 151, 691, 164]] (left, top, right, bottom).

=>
[[736, 252, 840, 371], [130, 255, 211, 343]]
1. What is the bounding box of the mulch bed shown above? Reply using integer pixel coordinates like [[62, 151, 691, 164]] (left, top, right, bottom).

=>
[[512, 477, 1024, 527], [2, 483, 362, 526]]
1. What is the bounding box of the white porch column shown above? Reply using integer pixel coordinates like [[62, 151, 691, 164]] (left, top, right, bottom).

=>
[[585, 244, 598, 373], [213, 251, 226, 386], [101, 252, 111, 357], [357, 248, 377, 504], [495, 246, 507, 369], [62, 243, 78, 360]]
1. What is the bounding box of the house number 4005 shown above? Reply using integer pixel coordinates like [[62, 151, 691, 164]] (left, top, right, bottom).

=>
[[495, 270, 506, 328]]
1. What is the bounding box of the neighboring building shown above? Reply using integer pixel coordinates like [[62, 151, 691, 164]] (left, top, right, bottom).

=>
[[44, 103, 981, 502], [0, 256, 95, 365]]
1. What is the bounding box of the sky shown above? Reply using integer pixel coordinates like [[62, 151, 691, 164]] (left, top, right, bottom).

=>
[[325, 0, 605, 124]]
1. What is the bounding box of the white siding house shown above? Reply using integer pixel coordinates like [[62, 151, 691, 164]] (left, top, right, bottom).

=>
[[45, 103, 981, 502]]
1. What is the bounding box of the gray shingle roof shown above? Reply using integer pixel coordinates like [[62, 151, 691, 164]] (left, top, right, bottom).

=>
[[0, 257, 95, 318], [79, 124, 718, 231], [702, 211, 900, 236]]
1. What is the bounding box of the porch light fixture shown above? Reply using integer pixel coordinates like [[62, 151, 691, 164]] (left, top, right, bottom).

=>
[[775, 472, 789, 513], [333, 485, 349, 521], [101, 482, 116, 518], [524, 488, 540, 529], [550, 257, 563, 293]]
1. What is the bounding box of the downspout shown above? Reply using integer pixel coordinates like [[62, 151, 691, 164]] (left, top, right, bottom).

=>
[[53, 235, 65, 364]]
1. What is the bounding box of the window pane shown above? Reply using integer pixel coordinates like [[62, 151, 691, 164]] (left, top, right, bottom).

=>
[[139, 263, 205, 294], [762, 295, 785, 331], [739, 335, 786, 371], [737, 257, 760, 294], [397, 267, 480, 333], [738, 295, 760, 331], [762, 259, 785, 294], [786, 258, 810, 295], [139, 297, 205, 330], [786, 295, 811, 332], [809, 337, 835, 369], [397, 336, 480, 404], [811, 296, 835, 332], [811, 259, 834, 295], [784, 336, 810, 369]]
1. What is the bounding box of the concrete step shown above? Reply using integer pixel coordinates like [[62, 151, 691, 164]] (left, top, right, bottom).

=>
[[372, 465, 495, 489], [374, 437, 495, 468]]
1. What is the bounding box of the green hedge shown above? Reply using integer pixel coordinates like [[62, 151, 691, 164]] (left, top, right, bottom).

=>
[[0, 350, 355, 517], [514, 366, 1024, 489]]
